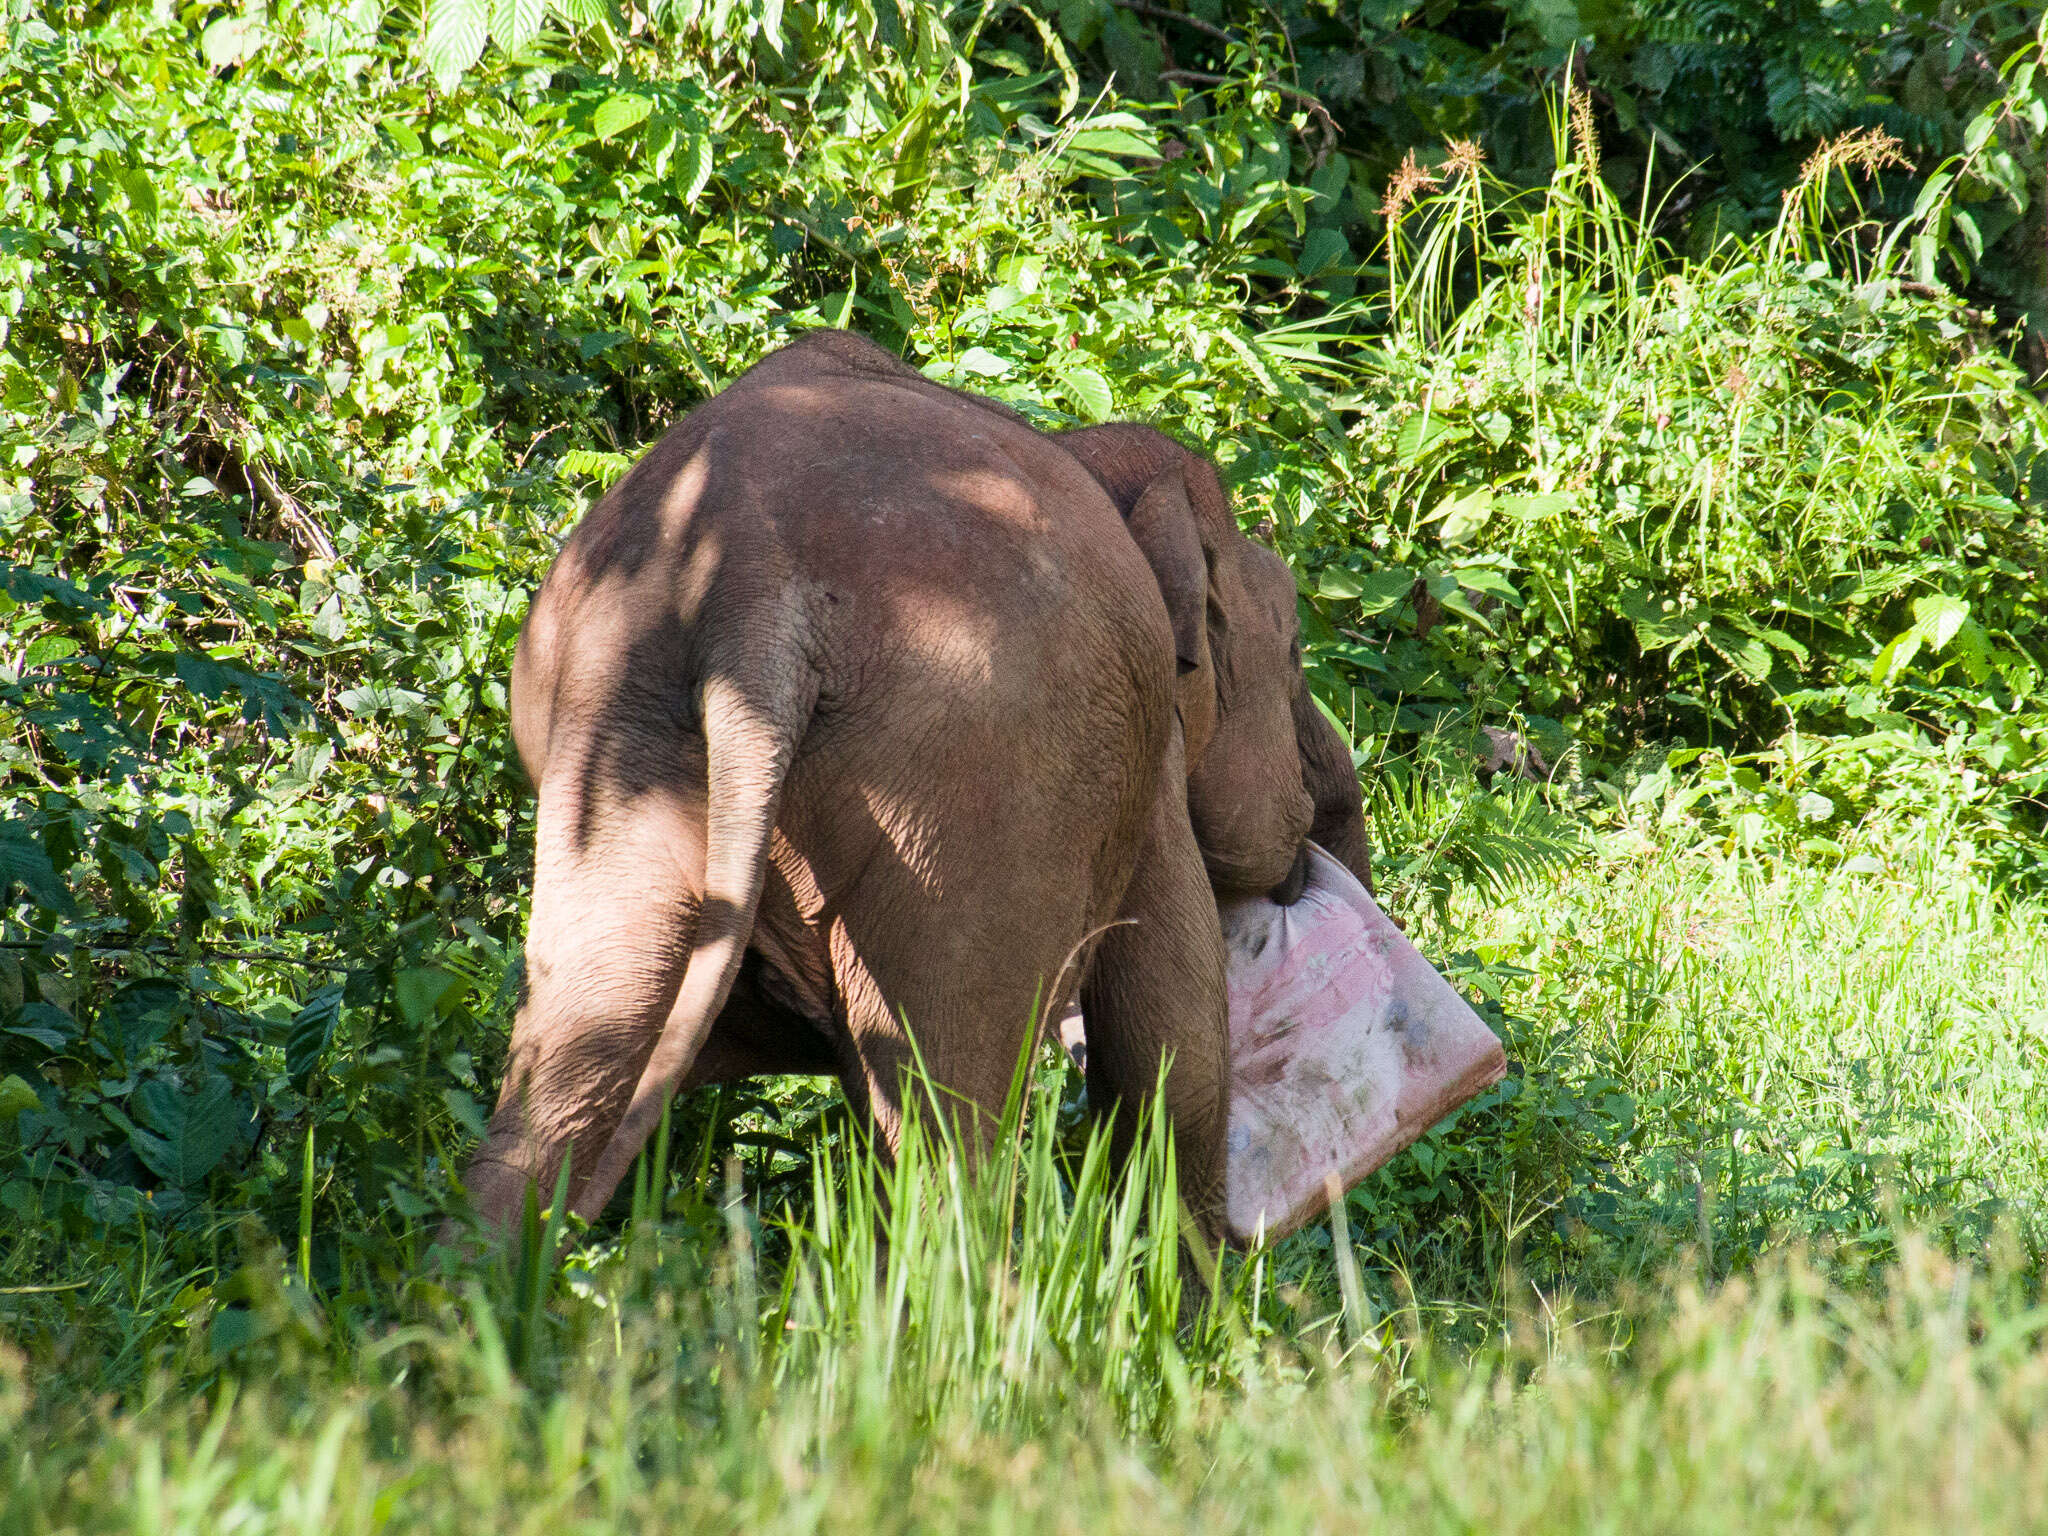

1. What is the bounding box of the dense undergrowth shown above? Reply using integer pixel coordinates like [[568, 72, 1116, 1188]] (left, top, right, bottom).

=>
[[3, 0, 2048, 1522]]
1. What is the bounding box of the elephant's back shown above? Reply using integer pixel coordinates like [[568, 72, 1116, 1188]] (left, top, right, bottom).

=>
[[686, 364, 1173, 715], [698, 364, 1177, 922]]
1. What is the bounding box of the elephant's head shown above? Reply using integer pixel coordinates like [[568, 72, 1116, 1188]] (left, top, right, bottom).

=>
[[1058, 424, 1373, 903]]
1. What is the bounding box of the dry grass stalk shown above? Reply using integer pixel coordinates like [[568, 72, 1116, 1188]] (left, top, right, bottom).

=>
[[1791, 126, 1909, 198], [1569, 86, 1600, 180], [1442, 137, 1486, 179], [1380, 149, 1440, 222]]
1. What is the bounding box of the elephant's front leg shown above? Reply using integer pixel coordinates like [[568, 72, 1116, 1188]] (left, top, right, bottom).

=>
[[1078, 735, 1233, 1249]]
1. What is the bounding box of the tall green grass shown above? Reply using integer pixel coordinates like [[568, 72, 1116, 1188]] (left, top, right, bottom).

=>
[[9, 825, 2048, 1531]]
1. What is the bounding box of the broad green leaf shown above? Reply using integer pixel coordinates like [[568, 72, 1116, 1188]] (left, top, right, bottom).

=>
[[1436, 586, 1498, 634], [1428, 486, 1494, 546], [200, 14, 263, 67], [890, 108, 933, 210], [955, 347, 1012, 378], [0, 826, 72, 913], [129, 1076, 240, 1186], [1621, 589, 1700, 650], [1951, 208, 1983, 262], [678, 134, 714, 206], [1497, 492, 1571, 521], [424, 0, 489, 90], [1066, 127, 1160, 158], [1451, 564, 1522, 604], [0, 1074, 39, 1127], [1299, 226, 1349, 277], [1870, 628, 1923, 685], [489, 0, 548, 53], [98, 981, 183, 1062], [336, 683, 430, 719], [1318, 566, 1413, 614], [594, 94, 654, 142], [395, 967, 460, 1025], [286, 984, 344, 1088], [1394, 412, 1466, 463], [1912, 594, 1969, 652], [1060, 364, 1113, 422]]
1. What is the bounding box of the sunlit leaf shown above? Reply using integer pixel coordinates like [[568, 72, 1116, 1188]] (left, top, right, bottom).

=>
[[593, 94, 653, 142]]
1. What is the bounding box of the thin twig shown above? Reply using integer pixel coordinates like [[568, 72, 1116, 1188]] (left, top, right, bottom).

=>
[[1108, 0, 1237, 47], [0, 938, 354, 971]]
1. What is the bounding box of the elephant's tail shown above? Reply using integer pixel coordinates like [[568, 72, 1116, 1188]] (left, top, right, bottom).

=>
[[569, 647, 814, 1222]]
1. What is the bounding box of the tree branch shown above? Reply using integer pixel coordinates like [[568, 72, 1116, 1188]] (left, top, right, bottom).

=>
[[1107, 0, 1238, 48]]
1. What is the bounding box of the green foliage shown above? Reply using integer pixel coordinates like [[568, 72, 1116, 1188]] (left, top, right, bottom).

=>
[[1, 0, 2047, 1481], [1305, 100, 2048, 878], [1036, 0, 2048, 355]]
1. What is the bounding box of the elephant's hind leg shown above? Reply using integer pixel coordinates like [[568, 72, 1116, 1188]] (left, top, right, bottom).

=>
[[462, 773, 705, 1233]]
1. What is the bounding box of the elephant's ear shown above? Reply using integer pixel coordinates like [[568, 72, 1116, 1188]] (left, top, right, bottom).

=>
[[1126, 465, 1219, 757]]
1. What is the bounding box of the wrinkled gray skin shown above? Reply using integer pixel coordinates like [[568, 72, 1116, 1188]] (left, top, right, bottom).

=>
[[458, 330, 1372, 1247]]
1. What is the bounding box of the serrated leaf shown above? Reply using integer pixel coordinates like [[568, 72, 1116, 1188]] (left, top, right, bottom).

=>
[[287, 984, 344, 1087], [129, 1076, 240, 1186], [489, 0, 547, 52], [424, 0, 489, 90], [1704, 624, 1772, 682], [1912, 594, 1969, 652], [1621, 589, 1700, 650], [1060, 364, 1113, 422], [1393, 412, 1466, 463], [1743, 623, 1809, 667], [678, 134, 713, 206], [593, 94, 653, 143], [561, 448, 634, 487]]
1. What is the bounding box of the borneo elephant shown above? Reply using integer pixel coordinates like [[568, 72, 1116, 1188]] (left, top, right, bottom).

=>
[[457, 328, 1372, 1248]]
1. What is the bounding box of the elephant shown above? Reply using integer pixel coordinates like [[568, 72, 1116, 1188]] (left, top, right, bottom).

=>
[[457, 329, 1373, 1249]]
